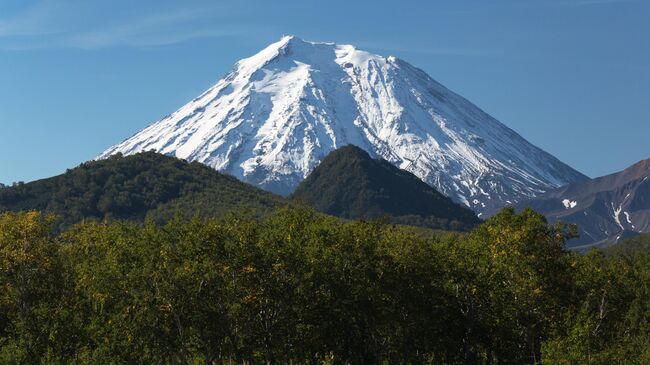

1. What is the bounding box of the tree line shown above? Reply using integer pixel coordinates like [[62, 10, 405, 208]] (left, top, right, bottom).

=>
[[0, 152, 283, 231], [1, 207, 649, 364]]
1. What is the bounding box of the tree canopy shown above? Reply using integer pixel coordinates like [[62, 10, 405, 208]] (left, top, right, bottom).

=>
[[1, 207, 647, 363], [0, 152, 285, 230]]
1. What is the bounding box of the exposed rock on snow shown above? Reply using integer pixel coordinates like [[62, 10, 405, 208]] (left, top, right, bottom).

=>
[[101, 36, 587, 215]]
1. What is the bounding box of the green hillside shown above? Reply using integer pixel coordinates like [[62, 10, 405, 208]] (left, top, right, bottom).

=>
[[292, 145, 481, 231], [0, 152, 285, 229]]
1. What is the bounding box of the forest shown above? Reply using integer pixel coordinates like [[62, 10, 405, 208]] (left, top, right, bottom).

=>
[[1, 207, 649, 364], [0, 152, 477, 233], [0, 152, 283, 231]]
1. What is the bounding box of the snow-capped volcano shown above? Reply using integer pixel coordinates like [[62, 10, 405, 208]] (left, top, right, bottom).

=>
[[101, 35, 587, 215]]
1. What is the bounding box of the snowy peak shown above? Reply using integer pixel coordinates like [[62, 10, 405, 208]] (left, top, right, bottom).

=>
[[101, 36, 587, 215]]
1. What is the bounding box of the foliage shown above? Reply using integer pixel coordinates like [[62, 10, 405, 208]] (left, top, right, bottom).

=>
[[607, 232, 650, 256], [292, 145, 481, 231], [0, 207, 648, 363], [0, 212, 71, 363], [0, 152, 284, 230], [543, 246, 650, 364]]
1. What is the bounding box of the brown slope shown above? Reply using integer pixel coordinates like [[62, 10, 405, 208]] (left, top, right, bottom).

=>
[[517, 158, 650, 248]]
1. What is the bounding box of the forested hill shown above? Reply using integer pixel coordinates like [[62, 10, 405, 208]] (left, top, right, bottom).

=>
[[292, 145, 481, 231], [0, 152, 285, 229]]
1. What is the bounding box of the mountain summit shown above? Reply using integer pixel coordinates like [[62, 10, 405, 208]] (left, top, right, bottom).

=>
[[101, 35, 586, 215]]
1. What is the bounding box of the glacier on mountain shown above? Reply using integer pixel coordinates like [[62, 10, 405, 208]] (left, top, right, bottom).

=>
[[100, 36, 587, 215]]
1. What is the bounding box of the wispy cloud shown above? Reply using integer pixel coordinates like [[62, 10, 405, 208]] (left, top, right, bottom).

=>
[[63, 9, 245, 49], [0, 1, 65, 37], [352, 40, 496, 58], [0, 1, 253, 50], [559, 0, 638, 6], [404, 47, 495, 57]]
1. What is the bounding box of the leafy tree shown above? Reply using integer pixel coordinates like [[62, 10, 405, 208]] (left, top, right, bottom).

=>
[[0, 207, 647, 363], [0, 211, 71, 363], [441, 208, 576, 363], [543, 248, 650, 364]]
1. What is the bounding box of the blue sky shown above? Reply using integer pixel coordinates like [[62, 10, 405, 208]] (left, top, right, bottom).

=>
[[0, 0, 648, 184]]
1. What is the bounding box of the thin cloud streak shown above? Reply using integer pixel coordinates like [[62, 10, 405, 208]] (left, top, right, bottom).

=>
[[559, 0, 638, 6], [63, 9, 246, 49], [0, 2, 254, 50], [353, 40, 496, 58], [0, 1, 67, 37]]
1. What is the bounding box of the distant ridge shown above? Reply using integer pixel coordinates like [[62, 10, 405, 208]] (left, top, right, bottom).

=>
[[518, 158, 650, 248], [292, 145, 481, 231]]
